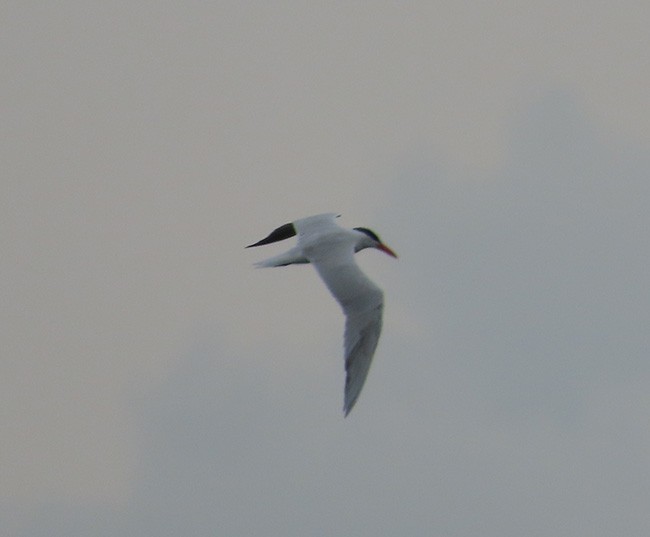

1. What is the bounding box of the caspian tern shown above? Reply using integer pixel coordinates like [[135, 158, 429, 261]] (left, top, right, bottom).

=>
[[246, 213, 397, 416]]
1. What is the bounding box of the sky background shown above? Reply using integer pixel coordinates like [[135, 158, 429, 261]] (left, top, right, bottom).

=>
[[3, 2, 650, 536]]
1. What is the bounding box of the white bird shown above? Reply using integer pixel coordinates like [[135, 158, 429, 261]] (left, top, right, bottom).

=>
[[246, 213, 397, 416]]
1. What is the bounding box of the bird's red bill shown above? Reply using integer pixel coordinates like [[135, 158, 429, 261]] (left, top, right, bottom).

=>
[[378, 243, 398, 258]]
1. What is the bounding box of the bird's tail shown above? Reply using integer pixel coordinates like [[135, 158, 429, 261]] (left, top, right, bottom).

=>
[[253, 247, 310, 268]]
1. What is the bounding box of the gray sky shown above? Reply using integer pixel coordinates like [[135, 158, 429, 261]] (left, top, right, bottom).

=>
[[3, 2, 650, 536]]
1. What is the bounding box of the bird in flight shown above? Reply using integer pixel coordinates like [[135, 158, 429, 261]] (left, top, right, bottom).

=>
[[246, 213, 397, 416]]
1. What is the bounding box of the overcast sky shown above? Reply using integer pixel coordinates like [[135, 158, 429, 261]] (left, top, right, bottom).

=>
[[3, 2, 650, 536]]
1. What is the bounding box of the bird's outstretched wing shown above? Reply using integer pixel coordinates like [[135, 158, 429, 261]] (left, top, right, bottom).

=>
[[341, 300, 383, 415], [247, 213, 342, 267], [310, 241, 384, 415], [293, 213, 341, 245]]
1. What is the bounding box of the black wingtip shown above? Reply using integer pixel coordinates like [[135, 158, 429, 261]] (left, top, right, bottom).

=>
[[245, 222, 297, 248]]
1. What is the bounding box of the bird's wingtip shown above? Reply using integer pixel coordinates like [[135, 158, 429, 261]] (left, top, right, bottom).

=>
[[343, 398, 357, 417]]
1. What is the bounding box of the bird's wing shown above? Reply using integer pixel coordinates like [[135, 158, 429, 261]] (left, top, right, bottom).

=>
[[293, 213, 341, 245], [247, 213, 342, 267], [310, 242, 384, 416], [341, 299, 383, 416]]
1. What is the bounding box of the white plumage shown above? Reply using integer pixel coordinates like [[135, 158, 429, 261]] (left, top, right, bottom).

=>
[[246, 213, 397, 416]]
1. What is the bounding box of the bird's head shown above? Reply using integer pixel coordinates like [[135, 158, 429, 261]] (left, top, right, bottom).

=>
[[353, 227, 398, 258]]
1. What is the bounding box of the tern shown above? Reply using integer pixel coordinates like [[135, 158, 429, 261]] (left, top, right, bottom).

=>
[[246, 213, 397, 416]]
